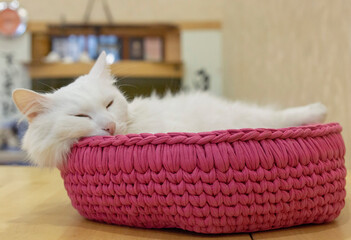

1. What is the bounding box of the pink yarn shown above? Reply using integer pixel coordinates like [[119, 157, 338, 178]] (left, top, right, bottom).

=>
[[60, 123, 346, 234]]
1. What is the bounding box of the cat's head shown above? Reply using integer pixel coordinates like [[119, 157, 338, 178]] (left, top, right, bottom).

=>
[[12, 52, 129, 167]]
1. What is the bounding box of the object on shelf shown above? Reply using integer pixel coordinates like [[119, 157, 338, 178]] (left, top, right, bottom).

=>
[[144, 37, 163, 62], [87, 34, 98, 59], [62, 55, 74, 64], [66, 34, 83, 61], [98, 35, 121, 63], [129, 38, 144, 60], [79, 51, 92, 63], [44, 51, 60, 63]]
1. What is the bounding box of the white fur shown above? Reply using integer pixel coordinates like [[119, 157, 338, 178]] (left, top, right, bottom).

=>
[[12, 52, 327, 167], [128, 93, 326, 133]]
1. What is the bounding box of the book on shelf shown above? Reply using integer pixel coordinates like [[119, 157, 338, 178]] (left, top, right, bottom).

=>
[[50, 35, 164, 63], [129, 38, 144, 60], [144, 37, 163, 62]]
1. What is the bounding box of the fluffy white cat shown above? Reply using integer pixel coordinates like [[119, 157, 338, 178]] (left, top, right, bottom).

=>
[[12, 52, 327, 167]]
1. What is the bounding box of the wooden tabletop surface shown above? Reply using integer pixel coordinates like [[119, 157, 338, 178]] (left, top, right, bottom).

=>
[[0, 166, 349, 240]]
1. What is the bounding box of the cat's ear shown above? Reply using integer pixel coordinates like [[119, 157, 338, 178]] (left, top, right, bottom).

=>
[[12, 89, 48, 123], [89, 51, 111, 79]]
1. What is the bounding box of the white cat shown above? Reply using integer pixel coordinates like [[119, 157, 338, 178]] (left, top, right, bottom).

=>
[[12, 52, 327, 167]]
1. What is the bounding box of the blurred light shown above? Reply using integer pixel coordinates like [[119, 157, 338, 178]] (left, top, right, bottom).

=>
[[18, 8, 27, 18], [9, 0, 19, 9], [87, 35, 98, 59], [15, 24, 26, 35], [106, 53, 115, 64], [0, 2, 7, 11]]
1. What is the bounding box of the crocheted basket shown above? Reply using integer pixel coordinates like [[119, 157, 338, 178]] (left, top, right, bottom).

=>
[[60, 123, 347, 234]]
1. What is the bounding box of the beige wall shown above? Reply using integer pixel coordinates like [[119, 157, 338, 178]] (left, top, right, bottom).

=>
[[223, 0, 351, 168], [20, 0, 224, 23]]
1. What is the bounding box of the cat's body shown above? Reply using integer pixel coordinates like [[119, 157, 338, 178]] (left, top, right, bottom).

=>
[[128, 92, 326, 133], [12, 52, 327, 167]]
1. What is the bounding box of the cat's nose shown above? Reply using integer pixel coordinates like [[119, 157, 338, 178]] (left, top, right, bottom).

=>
[[103, 122, 116, 135]]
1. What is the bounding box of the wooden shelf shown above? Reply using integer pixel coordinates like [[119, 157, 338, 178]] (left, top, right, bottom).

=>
[[28, 61, 183, 79], [27, 21, 221, 33], [0, 151, 27, 164]]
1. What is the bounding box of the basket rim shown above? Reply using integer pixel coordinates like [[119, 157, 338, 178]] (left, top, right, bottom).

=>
[[73, 122, 342, 148]]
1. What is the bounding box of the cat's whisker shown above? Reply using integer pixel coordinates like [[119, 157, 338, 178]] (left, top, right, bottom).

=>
[[115, 76, 132, 82], [36, 81, 58, 93], [117, 83, 137, 89]]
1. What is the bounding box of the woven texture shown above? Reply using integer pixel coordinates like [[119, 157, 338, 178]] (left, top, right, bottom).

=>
[[60, 123, 347, 234]]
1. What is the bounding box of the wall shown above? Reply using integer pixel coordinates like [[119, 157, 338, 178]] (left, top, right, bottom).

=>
[[181, 30, 223, 95], [223, 0, 351, 168], [19, 0, 224, 23]]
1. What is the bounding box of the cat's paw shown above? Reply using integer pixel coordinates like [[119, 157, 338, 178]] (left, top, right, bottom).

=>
[[303, 102, 327, 124]]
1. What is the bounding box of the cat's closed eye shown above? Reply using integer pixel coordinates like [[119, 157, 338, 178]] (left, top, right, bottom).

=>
[[106, 100, 114, 109], [74, 114, 91, 119]]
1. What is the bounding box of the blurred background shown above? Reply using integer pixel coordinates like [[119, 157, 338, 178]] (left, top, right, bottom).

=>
[[0, 0, 349, 168]]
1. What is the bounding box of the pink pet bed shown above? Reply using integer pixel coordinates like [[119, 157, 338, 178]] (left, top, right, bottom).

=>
[[60, 123, 346, 234]]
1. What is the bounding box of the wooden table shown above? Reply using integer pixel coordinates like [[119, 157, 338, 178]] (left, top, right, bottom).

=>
[[0, 166, 349, 240]]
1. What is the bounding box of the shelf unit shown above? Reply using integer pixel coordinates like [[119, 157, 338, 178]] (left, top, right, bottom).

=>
[[28, 22, 182, 79]]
